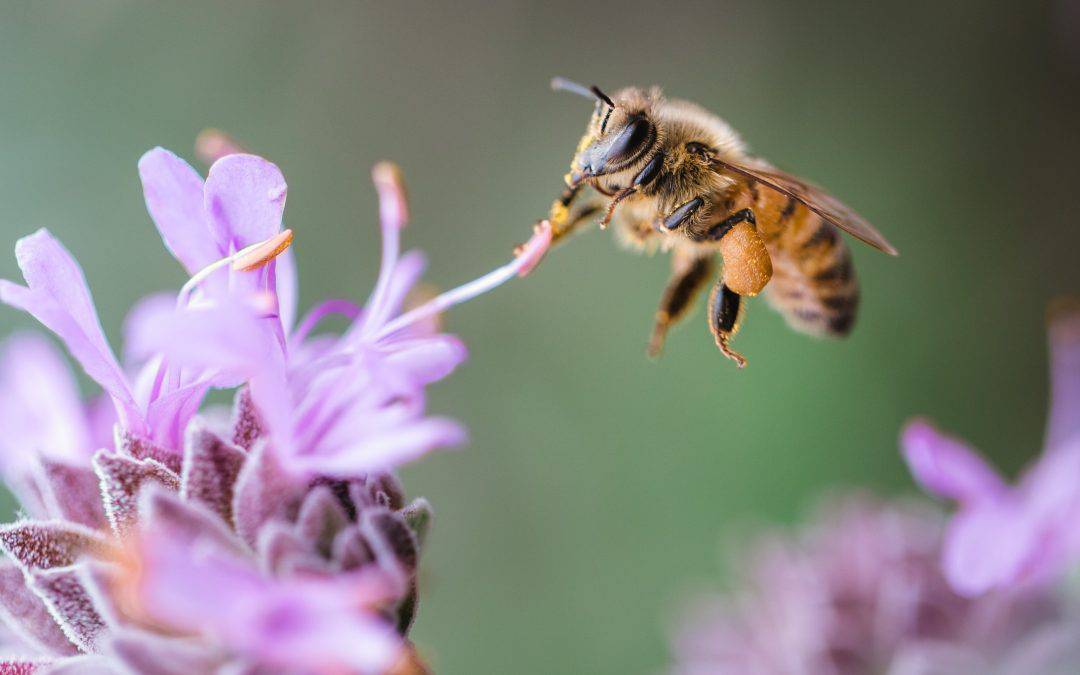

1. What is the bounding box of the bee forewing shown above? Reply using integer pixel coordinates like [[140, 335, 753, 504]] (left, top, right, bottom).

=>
[[710, 158, 899, 256]]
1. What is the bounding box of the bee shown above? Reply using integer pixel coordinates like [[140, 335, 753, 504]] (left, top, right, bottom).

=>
[[542, 78, 898, 367]]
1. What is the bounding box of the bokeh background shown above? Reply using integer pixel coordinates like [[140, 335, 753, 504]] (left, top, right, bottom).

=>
[[1, 1, 1078, 672]]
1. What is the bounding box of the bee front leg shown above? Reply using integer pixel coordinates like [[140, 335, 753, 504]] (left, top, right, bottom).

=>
[[708, 279, 748, 368], [661, 197, 705, 232], [518, 185, 602, 259], [549, 184, 603, 245], [647, 250, 715, 358]]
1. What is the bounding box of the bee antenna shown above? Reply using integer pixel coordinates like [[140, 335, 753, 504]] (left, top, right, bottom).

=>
[[550, 77, 595, 100], [589, 85, 615, 109]]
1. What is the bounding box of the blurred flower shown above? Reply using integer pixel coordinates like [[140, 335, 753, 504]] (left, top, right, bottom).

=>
[[901, 302, 1080, 597], [0, 333, 112, 520], [669, 496, 1079, 675], [0, 144, 549, 673]]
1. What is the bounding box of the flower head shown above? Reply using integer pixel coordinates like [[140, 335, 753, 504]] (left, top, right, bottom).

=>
[[0, 142, 547, 673], [900, 302, 1080, 597], [139, 157, 551, 479], [669, 495, 1077, 675]]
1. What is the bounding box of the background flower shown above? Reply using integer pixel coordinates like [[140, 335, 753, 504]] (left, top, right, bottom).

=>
[[901, 303, 1080, 596], [668, 495, 1080, 675]]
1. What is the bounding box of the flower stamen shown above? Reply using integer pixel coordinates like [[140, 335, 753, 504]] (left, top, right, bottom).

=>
[[374, 221, 552, 340], [177, 229, 294, 307], [232, 230, 294, 273]]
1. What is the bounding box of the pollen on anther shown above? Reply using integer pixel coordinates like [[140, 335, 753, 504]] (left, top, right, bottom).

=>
[[232, 229, 294, 272]]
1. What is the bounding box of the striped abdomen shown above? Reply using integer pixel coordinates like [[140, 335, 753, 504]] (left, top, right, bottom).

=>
[[755, 195, 859, 337]]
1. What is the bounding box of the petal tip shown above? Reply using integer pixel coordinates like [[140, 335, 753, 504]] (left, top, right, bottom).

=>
[[372, 162, 409, 229], [515, 220, 553, 278]]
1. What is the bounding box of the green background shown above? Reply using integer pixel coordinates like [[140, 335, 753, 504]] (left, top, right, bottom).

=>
[[1, 2, 1078, 672]]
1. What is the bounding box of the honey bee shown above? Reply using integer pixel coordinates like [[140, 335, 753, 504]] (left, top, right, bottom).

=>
[[541, 78, 898, 367]]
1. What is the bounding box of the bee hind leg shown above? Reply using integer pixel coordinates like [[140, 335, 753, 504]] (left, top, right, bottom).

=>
[[647, 251, 714, 358], [708, 280, 748, 368]]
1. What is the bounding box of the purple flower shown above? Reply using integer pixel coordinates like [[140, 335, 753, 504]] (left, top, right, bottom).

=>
[[139, 160, 552, 479], [0, 151, 297, 456], [0, 334, 110, 517], [125, 488, 406, 674], [668, 495, 1078, 675], [0, 142, 550, 673], [901, 303, 1080, 597]]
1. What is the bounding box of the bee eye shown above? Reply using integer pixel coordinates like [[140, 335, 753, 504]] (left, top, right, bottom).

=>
[[605, 116, 651, 164]]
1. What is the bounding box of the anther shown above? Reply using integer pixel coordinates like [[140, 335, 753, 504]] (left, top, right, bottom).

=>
[[232, 229, 294, 272], [372, 162, 409, 229], [178, 229, 295, 306]]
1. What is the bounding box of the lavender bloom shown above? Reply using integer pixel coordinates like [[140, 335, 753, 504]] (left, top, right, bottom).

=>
[[901, 303, 1080, 597], [0, 145, 550, 673], [138, 159, 551, 479], [669, 496, 1078, 675]]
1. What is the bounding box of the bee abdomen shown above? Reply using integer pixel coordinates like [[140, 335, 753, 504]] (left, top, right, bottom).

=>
[[764, 216, 859, 338]]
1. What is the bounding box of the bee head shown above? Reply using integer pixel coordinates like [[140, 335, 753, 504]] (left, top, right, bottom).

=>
[[551, 78, 657, 185]]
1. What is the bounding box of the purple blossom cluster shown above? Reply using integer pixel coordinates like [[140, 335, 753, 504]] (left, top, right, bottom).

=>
[[901, 302, 1080, 598], [0, 144, 551, 673], [669, 496, 1079, 675], [669, 307, 1080, 674]]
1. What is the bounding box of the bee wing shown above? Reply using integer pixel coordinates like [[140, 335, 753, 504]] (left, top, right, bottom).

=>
[[710, 157, 899, 256]]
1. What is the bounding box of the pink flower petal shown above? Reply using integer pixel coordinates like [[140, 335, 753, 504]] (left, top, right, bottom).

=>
[[145, 381, 211, 452], [304, 417, 467, 477], [514, 219, 553, 277], [381, 335, 468, 386], [138, 300, 281, 383], [941, 503, 1034, 597], [203, 154, 287, 252], [121, 293, 177, 368], [352, 249, 427, 337], [901, 418, 1006, 506], [137, 148, 219, 275], [0, 333, 92, 471], [0, 230, 142, 434]]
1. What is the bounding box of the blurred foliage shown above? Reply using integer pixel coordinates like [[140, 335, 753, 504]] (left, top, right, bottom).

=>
[[0, 1, 1077, 672]]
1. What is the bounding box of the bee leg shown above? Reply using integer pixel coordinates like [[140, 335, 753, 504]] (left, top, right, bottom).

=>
[[647, 251, 715, 358], [600, 187, 636, 229], [708, 279, 748, 368], [662, 197, 705, 231], [707, 208, 756, 240], [549, 184, 603, 244], [603, 151, 666, 229]]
